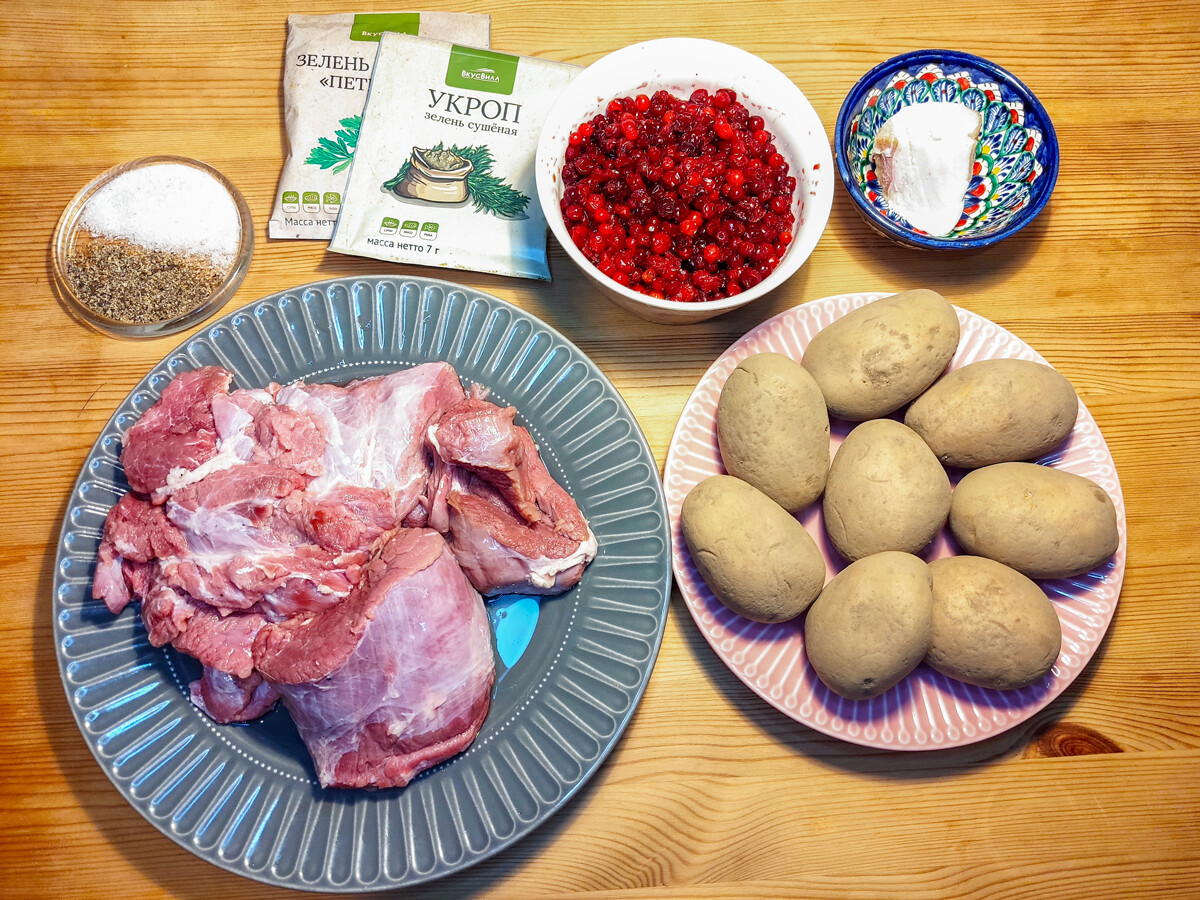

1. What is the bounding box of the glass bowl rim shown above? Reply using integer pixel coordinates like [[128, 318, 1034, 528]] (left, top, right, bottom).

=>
[[51, 155, 255, 339]]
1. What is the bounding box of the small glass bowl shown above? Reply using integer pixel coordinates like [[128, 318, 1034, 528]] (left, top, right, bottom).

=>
[[51, 156, 254, 338]]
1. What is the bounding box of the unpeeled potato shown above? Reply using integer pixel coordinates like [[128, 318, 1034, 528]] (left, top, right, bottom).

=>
[[926, 555, 1062, 690], [801, 289, 960, 421], [949, 462, 1119, 578], [905, 358, 1079, 468], [803, 551, 933, 700], [716, 352, 830, 513], [823, 419, 951, 562], [681, 475, 826, 623]]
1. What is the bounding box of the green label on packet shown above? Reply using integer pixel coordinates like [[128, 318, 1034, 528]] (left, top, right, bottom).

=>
[[445, 45, 519, 96], [349, 13, 420, 42]]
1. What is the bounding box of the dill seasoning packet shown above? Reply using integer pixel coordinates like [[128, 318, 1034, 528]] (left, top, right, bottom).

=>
[[329, 33, 580, 280], [268, 11, 490, 240]]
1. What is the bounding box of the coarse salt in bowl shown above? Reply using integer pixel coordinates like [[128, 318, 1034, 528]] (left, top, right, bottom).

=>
[[536, 38, 834, 325], [52, 156, 254, 338]]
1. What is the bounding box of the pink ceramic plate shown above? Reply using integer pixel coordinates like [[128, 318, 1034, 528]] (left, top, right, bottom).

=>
[[664, 292, 1126, 750]]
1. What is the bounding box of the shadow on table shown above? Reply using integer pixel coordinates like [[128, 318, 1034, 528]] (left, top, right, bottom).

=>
[[827, 185, 1051, 300], [671, 581, 1119, 779]]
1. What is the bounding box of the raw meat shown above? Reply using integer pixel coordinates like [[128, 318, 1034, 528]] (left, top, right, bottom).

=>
[[93, 361, 595, 789], [429, 394, 598, 595], [255, 528, 493, 789], [444, 473, 596, 595], [122, 367, 231, 498], [190, 668, 281, 724]]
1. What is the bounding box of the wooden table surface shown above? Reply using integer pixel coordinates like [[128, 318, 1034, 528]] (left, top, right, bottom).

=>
[[3, 1, 1199, 897]]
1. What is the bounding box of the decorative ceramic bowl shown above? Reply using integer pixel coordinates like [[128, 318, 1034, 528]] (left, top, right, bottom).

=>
[[52, 156, 254, 338], [536, 38, 834, 325], [835, 50, 1058, 250]]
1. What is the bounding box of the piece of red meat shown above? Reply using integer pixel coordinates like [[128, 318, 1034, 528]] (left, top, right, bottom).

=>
[[159, 462, 367, 615], [254, 528, 494, 789], [140, 584, 267, 679], [428, 397, 596, 595], [95, 494, 188, 613], [276, 363, 465, 523], [307, 485, 398, 552], [446, 474, 594, 595], [430, 396, 543, 521], [431, 395, 590, 542], [96, 364, 466, 621], [122, 367, 231, 497], [189, 667, 281, 724]]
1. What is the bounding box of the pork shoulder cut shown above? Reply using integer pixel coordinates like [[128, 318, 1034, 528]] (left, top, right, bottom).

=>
[[92, 361, 595, 790]]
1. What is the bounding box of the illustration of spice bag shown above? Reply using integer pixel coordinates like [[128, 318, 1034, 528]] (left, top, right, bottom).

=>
[[382, 144, 530, 217]]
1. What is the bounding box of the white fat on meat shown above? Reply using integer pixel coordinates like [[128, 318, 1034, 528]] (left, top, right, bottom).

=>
[[527, 527, 598, 589], [276, 364, 463, 505], [871, 101, 982, 237], [159, 389, 274, 496]]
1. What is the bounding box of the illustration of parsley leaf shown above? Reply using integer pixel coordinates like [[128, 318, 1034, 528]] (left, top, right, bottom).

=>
[[305, 115, 362, 173]]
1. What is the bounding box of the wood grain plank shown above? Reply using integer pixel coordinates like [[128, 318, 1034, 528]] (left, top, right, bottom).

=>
[[4, 0, 1200, 896]]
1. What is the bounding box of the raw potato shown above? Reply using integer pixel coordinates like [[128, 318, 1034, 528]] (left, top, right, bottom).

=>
[[804, 551, 933, 700], [823, 419, 951, 562], [681, 475, 825, 623], [717, 353, 830, 513], [801, 289, 960, 421], [949, 462, 1119, 579], [904, 357, 1079, 468], [926, 555, 1062, 690]]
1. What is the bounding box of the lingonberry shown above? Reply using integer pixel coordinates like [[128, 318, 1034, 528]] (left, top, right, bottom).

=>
[[559, 87, 797, 302]]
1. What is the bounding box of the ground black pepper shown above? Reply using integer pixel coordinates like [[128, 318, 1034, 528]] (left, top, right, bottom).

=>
[[65, 233, 228, 324]]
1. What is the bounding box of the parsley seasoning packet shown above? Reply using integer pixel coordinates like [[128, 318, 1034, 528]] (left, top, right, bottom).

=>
[[329, 33, 580, 280], [268, 12, 490, 240]]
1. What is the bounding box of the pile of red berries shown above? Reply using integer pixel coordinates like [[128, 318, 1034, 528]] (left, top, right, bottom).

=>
[[559, 87, 797, 304]]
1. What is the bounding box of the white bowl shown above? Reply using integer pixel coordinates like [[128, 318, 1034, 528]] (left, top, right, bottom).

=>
[[536, 38, 834, 325]]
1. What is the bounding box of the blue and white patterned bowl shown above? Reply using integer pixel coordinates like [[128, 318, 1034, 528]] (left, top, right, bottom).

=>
[[835, 50, 1058, 250]]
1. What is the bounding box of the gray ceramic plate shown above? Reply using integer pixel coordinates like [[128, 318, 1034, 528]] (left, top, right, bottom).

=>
[[53, 276, 672, 891]]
